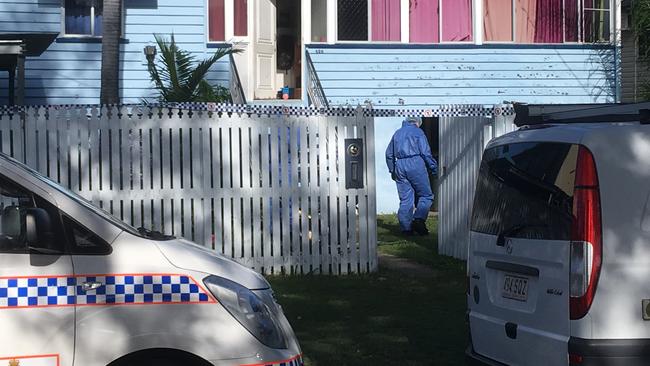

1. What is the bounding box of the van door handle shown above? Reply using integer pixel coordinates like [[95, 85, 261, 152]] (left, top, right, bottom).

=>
[[81, 281, 104, 292]]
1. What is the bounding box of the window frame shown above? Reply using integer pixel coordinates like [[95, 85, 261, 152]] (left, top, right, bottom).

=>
[[310, 0, 330, 43], [60, 0, 125, 39], [582, 0, 613, 43], [206, 0, 252, 45]]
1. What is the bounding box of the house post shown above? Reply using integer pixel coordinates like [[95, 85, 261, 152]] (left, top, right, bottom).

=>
[[302, 0, 311, 102], [16, 53, 25, 106], [614, 0, 622, 103], [8, 66, 15, 106]]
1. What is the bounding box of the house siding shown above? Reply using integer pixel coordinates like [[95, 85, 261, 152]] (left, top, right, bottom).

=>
[[0, 0, 229, 105], [307, 45, 617, 108], [621, 29, 650, 102], [0, 0, 61, 34]]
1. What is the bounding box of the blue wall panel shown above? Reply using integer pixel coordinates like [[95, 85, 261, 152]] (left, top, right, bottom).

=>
[[307, 45, 617, 107], [0, 0, 61, 34], [0, 0, 229, 105]]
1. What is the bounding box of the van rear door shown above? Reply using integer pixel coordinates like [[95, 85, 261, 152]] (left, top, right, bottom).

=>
[[468, 142, 578, 366]]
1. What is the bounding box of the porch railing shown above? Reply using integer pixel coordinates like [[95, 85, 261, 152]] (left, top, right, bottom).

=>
[[229, 53, 247, 105], [306, 51, 329, 108]]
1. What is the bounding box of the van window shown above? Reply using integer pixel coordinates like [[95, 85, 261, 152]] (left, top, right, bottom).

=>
[[0, 178, 34, 253], [64, 216, 111, 255], [471, 142, 578, 240]]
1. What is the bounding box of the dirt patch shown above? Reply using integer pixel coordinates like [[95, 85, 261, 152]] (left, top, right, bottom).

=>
[[379, 253, 437, 277]]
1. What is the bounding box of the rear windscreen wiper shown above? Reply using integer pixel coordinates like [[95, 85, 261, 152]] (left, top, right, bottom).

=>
[[496, 224, 547, 246]]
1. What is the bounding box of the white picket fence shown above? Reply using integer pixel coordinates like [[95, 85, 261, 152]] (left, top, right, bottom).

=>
[[438, 105, 516, 260], [0, 106, 377, 275]]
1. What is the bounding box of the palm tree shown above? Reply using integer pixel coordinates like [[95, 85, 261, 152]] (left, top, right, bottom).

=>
[[100, 0, 122, 104], [147, 34, 238, 103]]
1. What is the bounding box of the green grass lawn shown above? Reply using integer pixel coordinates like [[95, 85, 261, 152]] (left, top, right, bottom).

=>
[[268, 214, 468, 366]]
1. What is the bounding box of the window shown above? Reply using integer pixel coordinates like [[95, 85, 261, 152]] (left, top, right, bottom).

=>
[[64, 216, 111, 255], [312, 0, 328, 42], [409, 0, 473, 43], [0, 178, 65, 254], [338, 0, 369, 40], [410, 0, 439, 43], [483, 0, 514, 42], [371, 0, 401, 41], [336, 0, 400, 42], [64, 0, 103, 37], [483, 0, 611, 43], [234, 0, 248, 37], [208, 0, 248, 42], [583, 0, 610, 42], [208, 0, 226, 41], [0, 179, 34, 253], [441, 0, 473, 42], [471, 142, 578, 241]]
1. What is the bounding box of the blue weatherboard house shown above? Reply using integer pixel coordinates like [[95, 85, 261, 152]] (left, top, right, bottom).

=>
[[0, 0, 624, 212]]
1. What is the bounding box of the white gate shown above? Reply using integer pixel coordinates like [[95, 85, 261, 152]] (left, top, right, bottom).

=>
[[438, 105, 516, 260], [0, 106, 377, 275]]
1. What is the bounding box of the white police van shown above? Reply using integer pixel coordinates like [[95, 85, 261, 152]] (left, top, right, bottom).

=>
[[466, 110, 650, 365], [0, 153, 302, 366]]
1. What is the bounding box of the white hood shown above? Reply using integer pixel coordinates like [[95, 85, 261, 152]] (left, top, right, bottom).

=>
[[155, 239, 270, 290]]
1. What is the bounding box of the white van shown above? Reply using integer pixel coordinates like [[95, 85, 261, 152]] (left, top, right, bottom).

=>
[[466, 121, 650, 365], [0, 153, 302, 366]]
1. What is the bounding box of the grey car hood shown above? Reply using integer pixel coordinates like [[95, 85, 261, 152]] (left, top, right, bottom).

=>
[[155, 239, 270, 290]]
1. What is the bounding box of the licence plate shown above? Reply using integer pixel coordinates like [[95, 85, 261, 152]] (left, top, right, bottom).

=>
[[502, 275, 528, 301]]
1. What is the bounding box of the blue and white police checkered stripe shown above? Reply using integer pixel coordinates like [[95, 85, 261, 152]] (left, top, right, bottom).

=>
[[0, 274, 215, 309]]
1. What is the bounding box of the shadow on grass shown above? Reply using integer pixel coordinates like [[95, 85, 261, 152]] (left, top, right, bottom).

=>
[[270, 269, 468, 366], [267, 214, 469, 366]]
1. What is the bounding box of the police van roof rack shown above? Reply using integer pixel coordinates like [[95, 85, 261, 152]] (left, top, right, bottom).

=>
[[513, 102, 650, 127]]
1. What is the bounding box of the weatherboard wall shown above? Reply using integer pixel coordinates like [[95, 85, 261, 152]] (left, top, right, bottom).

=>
[[0, 0, 61, 34], [0, 0, 229, 105], [307, 44, 618, 108]]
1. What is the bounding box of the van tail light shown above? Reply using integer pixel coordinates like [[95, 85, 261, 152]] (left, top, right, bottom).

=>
[[569, 353, 584, 364], [570, 146, 602, 320]]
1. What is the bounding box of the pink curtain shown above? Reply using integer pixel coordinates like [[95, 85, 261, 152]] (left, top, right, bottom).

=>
[[534, 0, 563, 43], [410, 0, 439, 43], [442, 0, 473, 42], [565, 0, 579, 41], [208, 0, 225, 41], [372, 0, 401, 41], [515, 0, 536, 43], [234, 0, 247, 37], [484, 0, 513, 42]]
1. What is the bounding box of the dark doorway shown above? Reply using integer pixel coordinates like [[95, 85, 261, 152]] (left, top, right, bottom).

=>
[[276, 0, 301, 99], [421, 117, 439, 211]]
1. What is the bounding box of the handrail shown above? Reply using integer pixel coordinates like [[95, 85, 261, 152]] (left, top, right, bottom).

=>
[[229, 53, 247, 105], [305, 51, 329, 108]]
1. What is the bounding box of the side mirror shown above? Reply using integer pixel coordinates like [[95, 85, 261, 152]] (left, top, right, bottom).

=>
[[23, 208, 56, 254]]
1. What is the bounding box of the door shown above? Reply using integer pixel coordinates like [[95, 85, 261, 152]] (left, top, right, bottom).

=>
[[0, 176, 74, 366], [468, 142, 577, 366], [254, 0, 278, 99]]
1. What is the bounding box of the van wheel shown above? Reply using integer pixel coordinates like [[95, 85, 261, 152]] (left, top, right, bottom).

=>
[[109, 349, 212, 366]]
